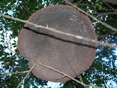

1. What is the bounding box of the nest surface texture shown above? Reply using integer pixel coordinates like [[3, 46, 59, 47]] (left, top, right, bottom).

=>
[[18, 5, 97, 82]]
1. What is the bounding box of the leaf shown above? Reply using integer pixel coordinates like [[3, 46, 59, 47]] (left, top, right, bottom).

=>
[[95, 2, 103, 10]]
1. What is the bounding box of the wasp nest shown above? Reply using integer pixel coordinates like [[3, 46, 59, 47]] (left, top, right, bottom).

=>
[[18, 5, 97, 82]]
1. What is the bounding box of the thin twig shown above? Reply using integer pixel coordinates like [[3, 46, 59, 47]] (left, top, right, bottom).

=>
[[79, 75, 83, 83], [77, 4, 113, 11], [102, 0, 114, 10], [64, 0, 117, 32], [98, 12, 117, 15], [0, 52, 17, 62], [8, 59, 102, 88], [78, 0, 83, 3], [7, 48, 16, 54], [0, 14, 117, 48], [17, 60, 40, 88], [98, 31, 117, 39], [17, 0, 31, 14], [38, 62, 102, 88], [22, 6, 32, 15], [0, 70, 29, 77], [0, 52, 19, 71]]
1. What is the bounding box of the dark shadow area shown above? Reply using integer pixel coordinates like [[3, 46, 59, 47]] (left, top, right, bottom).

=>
[[23, 27, 97, 49]]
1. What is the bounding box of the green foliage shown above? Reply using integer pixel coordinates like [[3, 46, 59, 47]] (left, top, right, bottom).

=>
[[0, 0, 117, 88], [95, 2, 103, 10]]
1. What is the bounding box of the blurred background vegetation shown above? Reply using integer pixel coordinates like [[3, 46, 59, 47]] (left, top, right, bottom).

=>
[[0, 0, 117, 88]]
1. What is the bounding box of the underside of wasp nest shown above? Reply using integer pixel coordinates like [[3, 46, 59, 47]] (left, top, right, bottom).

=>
[[18, 5, 97, 82]]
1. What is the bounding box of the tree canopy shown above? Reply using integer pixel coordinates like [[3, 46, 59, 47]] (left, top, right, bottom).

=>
[[0, 0, 117, 88]]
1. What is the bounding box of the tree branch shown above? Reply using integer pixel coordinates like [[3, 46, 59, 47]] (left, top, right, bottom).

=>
[[38, 61, 102, 88], [0, 13, 117, 48], [98, 32, 117, 39], [17, 59, 40, 88], [1, 59, 102, 88], [64, 0, 117, 32], [17, 0, 32, 15], [0, 70, 29, 77], [102, 0, 115, 10], [98, 12, 117, 15]]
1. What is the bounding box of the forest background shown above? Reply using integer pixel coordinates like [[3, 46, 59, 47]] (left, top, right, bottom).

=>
[[0, 0, 117, 88]]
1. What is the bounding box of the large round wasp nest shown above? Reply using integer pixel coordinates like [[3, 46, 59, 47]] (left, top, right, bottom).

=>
[[18, 5, 97, 82]]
